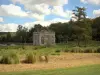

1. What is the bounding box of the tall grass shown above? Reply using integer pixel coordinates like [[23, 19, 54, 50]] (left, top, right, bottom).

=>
[[0, 52, 19, 64], [24, 53, 36, 64], [0, 41, 100, 64]]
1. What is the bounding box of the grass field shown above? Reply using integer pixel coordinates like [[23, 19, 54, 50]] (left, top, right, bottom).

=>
[[0, 53, 100, 72], [0, 41, 100, 56], [0, 41, 100, 74], [0, 64, 100, 75]]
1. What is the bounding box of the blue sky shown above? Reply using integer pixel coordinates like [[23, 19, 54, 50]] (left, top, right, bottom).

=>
[[0, 0, 100, 32]]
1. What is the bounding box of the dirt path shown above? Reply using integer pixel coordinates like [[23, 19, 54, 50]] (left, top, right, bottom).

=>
[[0, 53, 100, 72]]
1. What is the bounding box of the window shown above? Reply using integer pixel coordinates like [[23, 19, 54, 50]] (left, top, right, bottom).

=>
[[41, 36, 44, 44]]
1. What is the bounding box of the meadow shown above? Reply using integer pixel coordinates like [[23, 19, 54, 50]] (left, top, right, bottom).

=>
[[0, 41, 100, 74]]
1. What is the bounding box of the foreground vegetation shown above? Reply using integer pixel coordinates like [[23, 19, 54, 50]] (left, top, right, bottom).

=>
[[0, 41, 100, 64], [0, 64, 100, 75]]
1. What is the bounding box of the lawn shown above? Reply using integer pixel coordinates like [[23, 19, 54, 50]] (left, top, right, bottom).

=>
[[0, 64, 100, 75]]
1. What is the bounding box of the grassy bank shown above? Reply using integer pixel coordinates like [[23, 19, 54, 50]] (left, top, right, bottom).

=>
[[0, 64, 100, 75]]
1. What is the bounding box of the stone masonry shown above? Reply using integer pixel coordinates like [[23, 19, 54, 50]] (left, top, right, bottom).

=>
[[33, 30, 55, 46]]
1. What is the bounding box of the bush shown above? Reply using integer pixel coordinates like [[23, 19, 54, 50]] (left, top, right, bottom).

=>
[[51, 53, 60, 55], [83, 47, 96, 53], [24, 53, 36, 64], [64, 49, 69, 52], [70, 47, 82, 53], [34, 46, 46, 50], [0, 52, 19, 64], [97, 47, 100, 53], [55, 49, 61, 53], [84, 48, 92, 53]]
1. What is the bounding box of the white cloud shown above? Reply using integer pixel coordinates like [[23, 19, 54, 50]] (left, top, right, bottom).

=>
[[0, 0, 70, 22], [93, 9, 100, 17], [24, 18, 69, 29], [0, 23, 18, 32], [52, 6, 72, 18], [0, 18, 69, 32], [22, 18, 69, 30], [49, 18, 69, 23], [1, 4, 28, 17], [0, 0, 70, 21], [12, 0, 68, 6], [11, 0, 70, 20], [0, 4, 45, 21], [0, 6, 8, 16], [81, 0, 100, 5], [26, 3, 51, 15], [0, 17, 4, 22], [29, 13, 45, 21]]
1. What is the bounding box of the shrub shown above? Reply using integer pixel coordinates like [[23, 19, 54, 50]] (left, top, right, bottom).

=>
[[97, 47, 100, 53], [34, 46, 46, 50], [24, 53, 36, 64], [0, 53, 19, 64], [22, 46, 25, 50], [51, 53, 60, 55], [64, 49, 69, 52], [70, 47, 82, 53], [93, 48, 97, 53], [84, 48, 93, 53], [34, 47, 38, 50], [55, 49, 61, 53]]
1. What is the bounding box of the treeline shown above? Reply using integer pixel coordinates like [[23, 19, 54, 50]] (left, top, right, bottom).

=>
[[0, 7, 100, 44]]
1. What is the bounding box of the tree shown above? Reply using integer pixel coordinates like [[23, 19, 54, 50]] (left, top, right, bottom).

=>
[[28, 24, 43, 43], [72, 7, 92, 46], [6, 32, 11, 42], [92, 17, 100, 41], [72, 7, 86, 21], [49, 22, 71, 43], [34, 24, 43, 32], [16, 25, 28, 43]]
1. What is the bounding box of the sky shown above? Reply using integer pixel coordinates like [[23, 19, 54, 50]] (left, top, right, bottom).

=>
[[0, 0, 100, 32]]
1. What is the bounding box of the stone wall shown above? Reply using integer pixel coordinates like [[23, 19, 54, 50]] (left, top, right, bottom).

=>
[[33, 30, 55, 46]]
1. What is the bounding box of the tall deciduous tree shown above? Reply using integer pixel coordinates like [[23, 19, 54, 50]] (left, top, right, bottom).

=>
[[16, 25, 28, 43], [72, 7, 92, 46], [73, 7, 86, 21]]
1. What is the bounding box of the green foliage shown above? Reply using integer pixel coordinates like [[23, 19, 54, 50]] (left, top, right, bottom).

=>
[[70, 47, 83, 53], [16, 25, 28, 43], [92, 17, 100, 40], [49, 22, 71, 43], [6, 32, 12, 42], [0, 7, 100, 43], [24, 53, 36, 64], [33, 46, 46, 50], [84, 48, 93, 53], [73, 7, 86, 21], [0, 52, 19, 64], [55, 49, 61, 53], [96, 47, 100, 53], [71, 7, 92, 46], [51, 53, 60, 55]]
